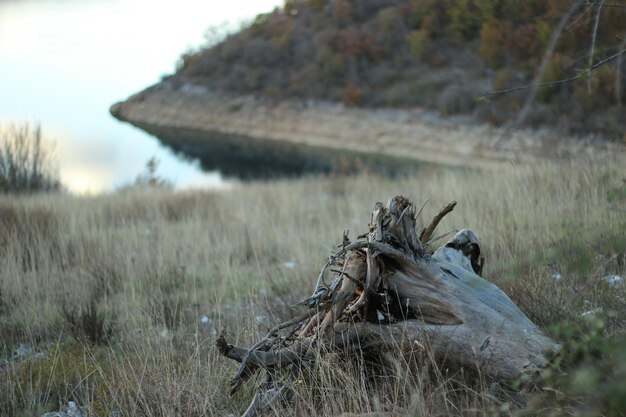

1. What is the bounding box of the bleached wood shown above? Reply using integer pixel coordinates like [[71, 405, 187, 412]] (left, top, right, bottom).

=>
[[217, 196, 557, 416]]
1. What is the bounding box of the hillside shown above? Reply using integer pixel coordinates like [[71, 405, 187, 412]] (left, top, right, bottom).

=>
[[175, 0, 625, 138]]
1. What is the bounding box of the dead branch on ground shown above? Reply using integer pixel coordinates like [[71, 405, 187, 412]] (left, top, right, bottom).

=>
[[217, 196, 557, 417]]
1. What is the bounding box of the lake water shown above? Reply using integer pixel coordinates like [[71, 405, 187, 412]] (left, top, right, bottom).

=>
[[0, 0, 282, 194]]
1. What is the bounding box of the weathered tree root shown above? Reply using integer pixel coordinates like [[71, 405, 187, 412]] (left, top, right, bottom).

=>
[[217, 196, 558, 417]]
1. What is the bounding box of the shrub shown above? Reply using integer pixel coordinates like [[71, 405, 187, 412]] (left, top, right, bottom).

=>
[[435, 83, 477, 115], [478, 19, 515, 69], [331, 0, 353, 24], [406, 29, 429, 61], [537, 53, 573, 103], [118, 157, 172, 192], [340, 84, 365, 106], [518, 318, 626, 417], [491, 68, 515, 92], [0, 123, 60, 193]]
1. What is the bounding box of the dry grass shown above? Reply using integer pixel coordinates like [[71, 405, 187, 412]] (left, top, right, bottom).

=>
[[0, 156, 625, 417]]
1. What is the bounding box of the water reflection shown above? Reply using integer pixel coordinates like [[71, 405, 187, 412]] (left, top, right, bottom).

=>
[[53, 127, 229, 194], [0, 0, 282, 194], [139, 124, 420, 181]]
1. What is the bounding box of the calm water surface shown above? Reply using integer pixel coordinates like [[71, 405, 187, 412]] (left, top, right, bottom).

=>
[[0, 0, 281, 193]]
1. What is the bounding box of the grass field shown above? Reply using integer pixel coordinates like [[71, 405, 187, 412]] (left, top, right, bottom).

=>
[[0, 157, 625, 417]]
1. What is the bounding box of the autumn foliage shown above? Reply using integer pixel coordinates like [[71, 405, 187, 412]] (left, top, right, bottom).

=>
[[177, 0, 625, 137]]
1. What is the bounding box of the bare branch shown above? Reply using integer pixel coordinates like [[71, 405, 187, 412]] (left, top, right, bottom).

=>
[[587, 0, 605, 92], [419, 201, 457, 244], [515, 0, 584, 126], [603, 2, 626, 10], [616, 37, 626, 106], [479, 46, 626, 98]]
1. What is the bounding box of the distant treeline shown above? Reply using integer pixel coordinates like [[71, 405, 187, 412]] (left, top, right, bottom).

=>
[[177, 0, 625, 138]]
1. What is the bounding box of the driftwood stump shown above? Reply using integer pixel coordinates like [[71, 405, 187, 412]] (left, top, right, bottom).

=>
[[217, 196, 557, 417]]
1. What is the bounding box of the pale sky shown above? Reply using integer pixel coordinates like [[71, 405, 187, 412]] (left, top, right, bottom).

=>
[[0, 0, 284, 193]]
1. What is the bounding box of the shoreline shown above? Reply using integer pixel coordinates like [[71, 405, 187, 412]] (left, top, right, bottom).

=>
[[111, 79, 623, 170]]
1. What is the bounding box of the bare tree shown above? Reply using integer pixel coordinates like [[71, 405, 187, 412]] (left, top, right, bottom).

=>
[[479, 0, 626, 125]]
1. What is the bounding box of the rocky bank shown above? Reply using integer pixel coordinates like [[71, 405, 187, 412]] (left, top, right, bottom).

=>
[[111, 79, 623, 169]]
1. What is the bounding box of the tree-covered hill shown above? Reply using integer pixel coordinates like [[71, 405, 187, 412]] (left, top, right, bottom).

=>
[[176, 0, 625, 138]]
